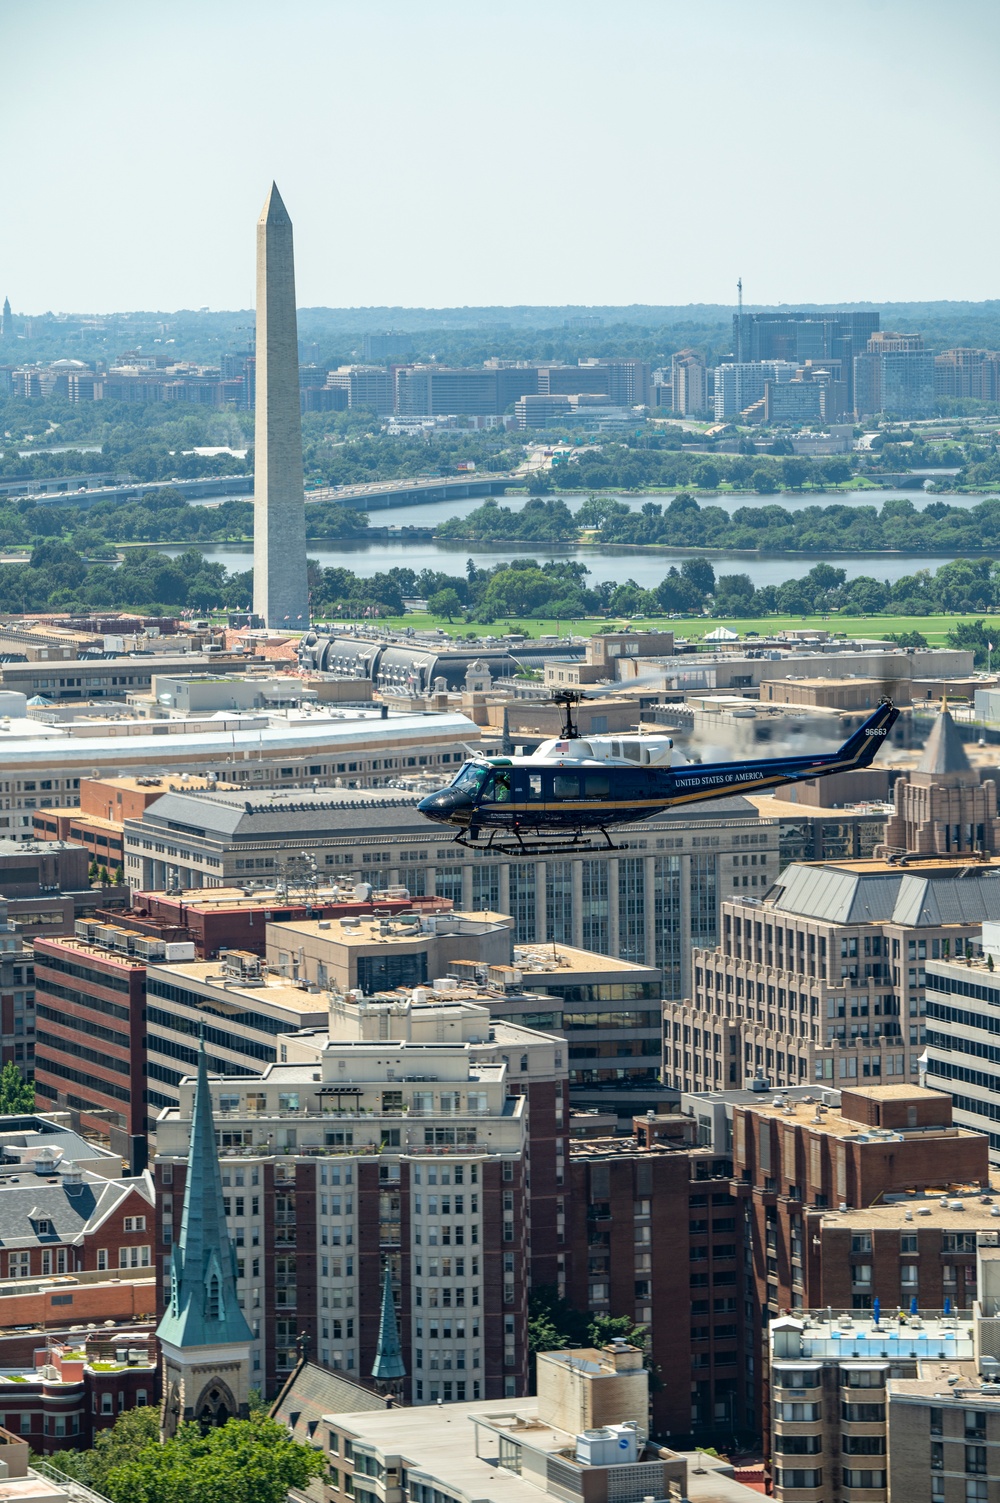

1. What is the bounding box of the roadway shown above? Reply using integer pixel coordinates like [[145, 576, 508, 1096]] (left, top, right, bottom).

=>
[[18, 471, 520, 511]]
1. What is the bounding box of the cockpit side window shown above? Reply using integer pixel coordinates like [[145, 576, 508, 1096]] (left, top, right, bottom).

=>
[[453, 764, 489, 795]]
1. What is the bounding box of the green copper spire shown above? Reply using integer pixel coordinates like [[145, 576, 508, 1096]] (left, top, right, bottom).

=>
[[157, 1042, 253, 1350], [371, 1262, 405, 1382]]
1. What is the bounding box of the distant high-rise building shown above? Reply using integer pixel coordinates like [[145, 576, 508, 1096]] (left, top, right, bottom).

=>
[[579, 358, 650, 406], [853, 332, 936, 418], [395, 365, 536, 417], [733, 311, 878, 408], [670, 350, 708, 416], [252, 183, 309, 632], [536, 365, 610, 397], [325, 365, 395, 415], [713, 361, 798, 420], [0, 297, 11, 339], [220, 351, 250, 382], [935, 347, 1000, 401], [878, 354, 936, 417], [362, 331, 415, 361], [867, 330, 923, 354], [852, 352, 881, 420], [733, 310, 879, 363]]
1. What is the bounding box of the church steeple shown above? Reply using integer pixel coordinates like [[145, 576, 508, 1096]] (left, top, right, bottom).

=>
[[157, 1041, 253, 1437], [371, 1260, 405, 1393]]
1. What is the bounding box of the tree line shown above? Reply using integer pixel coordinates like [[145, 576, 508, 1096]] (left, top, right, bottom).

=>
[[437, 492, 1000, 555], [9, 540, 1000, 623]]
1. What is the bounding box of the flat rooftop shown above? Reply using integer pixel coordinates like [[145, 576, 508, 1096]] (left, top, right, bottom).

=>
[[570, 1135, 709, 1162], [775, 1310, 974, 1360], [888, 1369, 1000, 1402], [683, 1084, 835, 1109], [272, 910, 510, 947], [820, 1186, 1000, 1230], [34, 935, 147, 971], [736, 1094, 979, 1144], [83, 774, 243, 795], [325, 1397, 676, 1503], [513, 943, 660, 979], [143, 958, 330, 1018], [135, 886, 450, 914], [748, 794, 893, 821]]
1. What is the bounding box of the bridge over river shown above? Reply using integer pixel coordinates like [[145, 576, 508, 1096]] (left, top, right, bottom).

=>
[[17, 471, 520, 511]]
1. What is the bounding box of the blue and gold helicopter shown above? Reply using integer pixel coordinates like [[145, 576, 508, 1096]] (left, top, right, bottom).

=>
[[418, 691, 899, 853]]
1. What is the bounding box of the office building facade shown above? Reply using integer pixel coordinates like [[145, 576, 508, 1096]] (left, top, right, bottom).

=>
[[123, 787, 779, 1012], [669, 855, 1000, 1096]]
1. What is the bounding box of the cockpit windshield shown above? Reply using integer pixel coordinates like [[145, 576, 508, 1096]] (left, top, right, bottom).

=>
[[452, 763, 490, 795]]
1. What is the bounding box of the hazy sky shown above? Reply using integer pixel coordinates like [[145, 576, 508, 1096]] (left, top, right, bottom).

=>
[[3, 0, 999, 313]]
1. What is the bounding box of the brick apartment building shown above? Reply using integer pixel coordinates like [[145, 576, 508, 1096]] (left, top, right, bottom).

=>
[[32, 928, 175, 1172], [152, 1012, 548, 1402], [566, 1122, 745, 1443], [732, 1082, 990, 1431], [0, 1329, 158, 1454]]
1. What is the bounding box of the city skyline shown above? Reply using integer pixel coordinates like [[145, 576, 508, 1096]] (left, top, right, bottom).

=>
[[2, 0, 999, 311]]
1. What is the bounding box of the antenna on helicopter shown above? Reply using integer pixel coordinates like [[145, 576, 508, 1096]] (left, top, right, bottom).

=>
[[552, 690, 582, 740]]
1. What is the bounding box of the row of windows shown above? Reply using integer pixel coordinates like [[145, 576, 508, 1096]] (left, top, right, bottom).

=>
[[34, 1058, 130, 1104], [927, 999, 1000, 1037], [34, 953, 130, 996], [146, 1007, 277, 1065], [926, 969, 1000, 1006], [35, 1004, 128, 1054], [146, 978, 294, 1036], [36, 1029, 129, 1076]]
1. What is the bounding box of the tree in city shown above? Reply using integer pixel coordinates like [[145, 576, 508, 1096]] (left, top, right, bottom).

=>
[[0, 1062, 34, 1113], [58, 1410, 323, 1503], [427, 588, 464, 623], [56, 1406, 160, 1491]]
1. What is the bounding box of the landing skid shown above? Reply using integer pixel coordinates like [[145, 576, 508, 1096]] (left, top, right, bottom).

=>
[[454, 826, 628, 856]]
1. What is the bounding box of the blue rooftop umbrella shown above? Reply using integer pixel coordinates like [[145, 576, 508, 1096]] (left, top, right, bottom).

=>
[[910, 1296, 918, 1315], [873, 1297, 880, 1325], [944, 1297, 952, 1315]]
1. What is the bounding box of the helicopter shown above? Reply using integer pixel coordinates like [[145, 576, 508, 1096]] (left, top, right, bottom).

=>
[[417, 690, 899, 854]]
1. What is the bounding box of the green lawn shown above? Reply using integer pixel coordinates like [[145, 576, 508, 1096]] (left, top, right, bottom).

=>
[[378, 611, 986, 645]]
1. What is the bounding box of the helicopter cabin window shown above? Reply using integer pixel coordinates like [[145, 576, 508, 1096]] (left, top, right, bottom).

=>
[[526, 774, 543, 800], [491, 771, 512, 802], [583, 774, 610, 797], [623, 743, 642, 763], [552, 775, 580, 800]]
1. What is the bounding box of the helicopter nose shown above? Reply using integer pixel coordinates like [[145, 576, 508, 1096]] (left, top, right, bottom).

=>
[[417, 790, 475, 824]]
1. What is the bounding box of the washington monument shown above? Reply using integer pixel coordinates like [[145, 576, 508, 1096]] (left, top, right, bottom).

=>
[[253, 183, 309, 630]]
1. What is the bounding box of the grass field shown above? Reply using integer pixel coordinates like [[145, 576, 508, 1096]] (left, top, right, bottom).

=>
[[378, 611, 986, 645]]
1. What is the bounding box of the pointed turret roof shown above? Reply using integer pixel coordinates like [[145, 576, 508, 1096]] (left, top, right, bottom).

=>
[[371, 1263, 405, 1381], [259, 181, 291, 227], [157, 1042, 253, 1350], [915, 708, 972, 779]]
